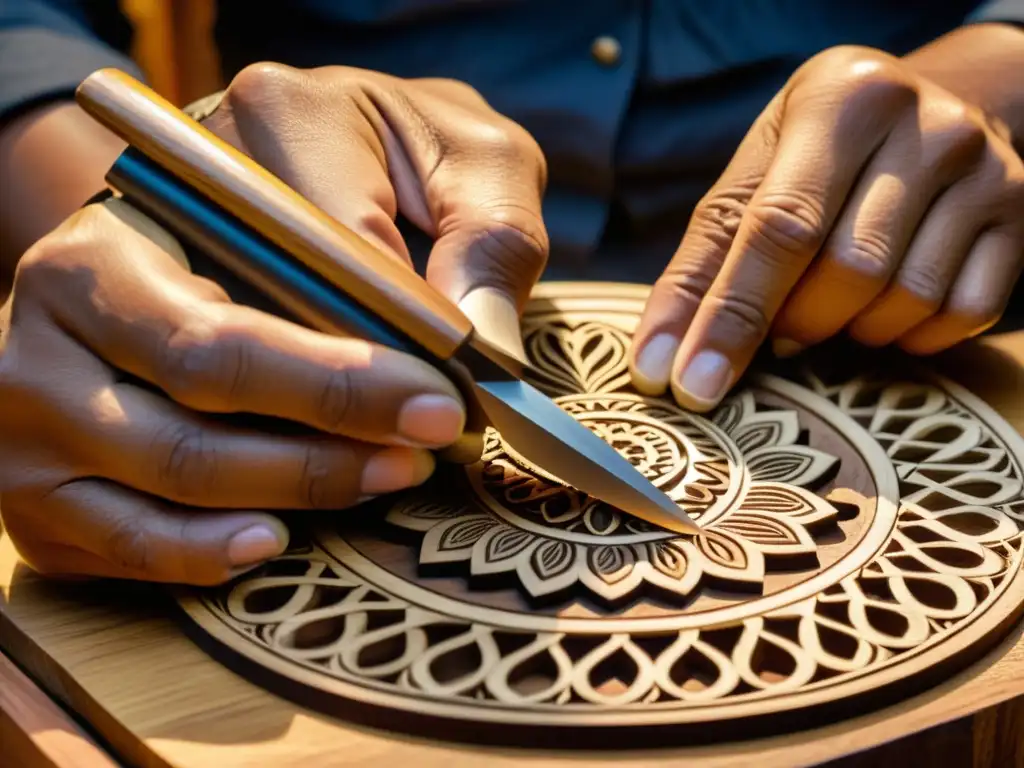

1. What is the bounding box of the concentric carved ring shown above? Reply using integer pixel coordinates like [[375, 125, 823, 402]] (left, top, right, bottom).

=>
[[176, 283, 1024, 746]]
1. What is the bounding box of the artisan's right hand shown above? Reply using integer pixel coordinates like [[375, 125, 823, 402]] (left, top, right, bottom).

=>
[[0, 199, 465, 584], [0, 62, 549, 585]]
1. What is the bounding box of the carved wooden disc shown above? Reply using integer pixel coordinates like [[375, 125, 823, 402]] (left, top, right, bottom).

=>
[[175, 283, 1024, 746]]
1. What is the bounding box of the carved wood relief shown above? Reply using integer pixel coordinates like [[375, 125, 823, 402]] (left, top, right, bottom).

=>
[[175, 283, 1024, 746]]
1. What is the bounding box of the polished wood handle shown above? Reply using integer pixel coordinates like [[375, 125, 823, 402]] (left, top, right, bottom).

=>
[[76, 68, 473, 360]]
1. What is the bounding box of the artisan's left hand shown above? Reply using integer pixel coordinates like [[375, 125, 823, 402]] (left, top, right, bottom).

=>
[[630, 44, 1024, 411]]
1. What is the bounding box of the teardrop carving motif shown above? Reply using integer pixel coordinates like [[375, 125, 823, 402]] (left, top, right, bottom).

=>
[[177, 284, 1024, 745]]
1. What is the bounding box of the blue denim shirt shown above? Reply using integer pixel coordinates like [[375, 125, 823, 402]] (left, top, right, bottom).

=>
[[2, 0, 1022, 280]]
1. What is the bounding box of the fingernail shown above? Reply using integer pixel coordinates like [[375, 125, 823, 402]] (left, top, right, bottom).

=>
[[676, 350, 733, 410], [228, 524, 288, 567], [458, 287, 528, 363], [362, 447, 435, 495], [772, 338, 804, 358], [631, 333, 678, 393], [397, 394, 466, 446]]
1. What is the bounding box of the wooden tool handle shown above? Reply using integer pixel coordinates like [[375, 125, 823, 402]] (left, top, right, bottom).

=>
[[75, 68, 473, 360]]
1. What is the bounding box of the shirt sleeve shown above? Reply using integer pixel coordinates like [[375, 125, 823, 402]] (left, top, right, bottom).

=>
[[968, 0, 1024, 24], [0, 0, 141, 123]]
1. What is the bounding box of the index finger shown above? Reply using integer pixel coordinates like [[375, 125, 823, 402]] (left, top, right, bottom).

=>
[[42, 205, 466, 448], [669, 67, 913, 411]]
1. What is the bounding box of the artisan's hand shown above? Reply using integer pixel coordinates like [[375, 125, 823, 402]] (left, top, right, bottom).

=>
[[0, 63, 549, 584], [204, 62, 549, 356], [0, 200, 465, 584], [630, 44, 1024, 411]]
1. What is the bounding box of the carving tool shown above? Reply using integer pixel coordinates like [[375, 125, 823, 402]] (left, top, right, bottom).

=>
[[75, 68, 701, 536]]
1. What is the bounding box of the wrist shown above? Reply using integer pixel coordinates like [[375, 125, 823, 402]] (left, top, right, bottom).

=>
[[903, 23, 1024, 151], [0, 100, 125, 275]]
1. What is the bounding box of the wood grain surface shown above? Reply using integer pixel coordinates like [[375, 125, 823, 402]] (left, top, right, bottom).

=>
[[1, 326, 1022, 768], [0, 652, 117, 768]]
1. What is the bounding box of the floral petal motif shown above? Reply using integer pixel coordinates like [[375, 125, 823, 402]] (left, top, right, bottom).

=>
[[578, 545, 646, 601], [517, 540, 581, 596], [641, 540, 703, 597], [533, 540, 576, 579], [731, 411, 801, 453], [712, 391, 754, 434], [715, 512, 816, 557], [694, 530, 764, 585], [745, 445, 839, 488], [648, 540, 689, 580], [589, 545, 636, 585], [738, 482, 838, 528], [469, 525, 534, 575], [420, 515, 497, 564], [566, 323, 633, 393], [386, 499, 467, 532], [525, 322, 632, 395]]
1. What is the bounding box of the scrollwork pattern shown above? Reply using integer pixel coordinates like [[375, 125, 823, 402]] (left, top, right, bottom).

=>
[[182, 296, 1024, 730]]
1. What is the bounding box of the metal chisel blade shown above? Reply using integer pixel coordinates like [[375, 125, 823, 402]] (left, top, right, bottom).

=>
[[470, 378, 702, 536]]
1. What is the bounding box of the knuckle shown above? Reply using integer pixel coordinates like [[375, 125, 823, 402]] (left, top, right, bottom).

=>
[[227, 61, 305, 111], [15, 229, 87, 294], [161, 320, 250, 408], [299, 444, 339, 508], [470, 120, 529, 161], [185, 275, 232, 304], [654, 267, 715, 309], [464, 113, 542, 164], [315, 366, 355, 432], [104, 516, 152, 573], [421, 76, 487, 103], [468, 214, 550, 274], [928, 104, 988, 170], [153, 421, 219, 503], [711, 293, 773, 342], [226, 60, 313, 120], [944, 109, 987, 155], [897, 262, 949, 307], [693, 192, 748, 247], [13, 206, 118, 309], [816, 46, 916, 105], [830, 231, 895, 282], [746, 195, 827, 260]]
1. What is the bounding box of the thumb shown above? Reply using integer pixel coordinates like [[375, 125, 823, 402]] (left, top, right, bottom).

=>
[[423, 169, 548, 342], [422, 166, 548, 363], [457, 285, 528, 362]]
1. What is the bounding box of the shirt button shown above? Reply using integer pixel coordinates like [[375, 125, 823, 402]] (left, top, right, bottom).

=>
[[591, 36, 622, 67]]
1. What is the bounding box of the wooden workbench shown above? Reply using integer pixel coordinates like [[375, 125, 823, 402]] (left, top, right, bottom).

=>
[[2, 330, 1023, 768]]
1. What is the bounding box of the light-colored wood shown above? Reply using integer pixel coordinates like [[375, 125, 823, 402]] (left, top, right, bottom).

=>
[[74, 69, 474, 360], [1, 284, 1023, 766], [1, 538, 1022, 767], [174, 284, 1024, 744], [0, 652, 118, 768]]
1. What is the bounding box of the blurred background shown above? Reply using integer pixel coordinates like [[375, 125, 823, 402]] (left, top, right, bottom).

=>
[[122, 0, 221, 105]]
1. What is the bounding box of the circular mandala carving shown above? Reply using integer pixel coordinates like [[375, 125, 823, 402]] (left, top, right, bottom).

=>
[[175, 283, 1024, 746]]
